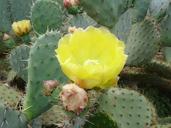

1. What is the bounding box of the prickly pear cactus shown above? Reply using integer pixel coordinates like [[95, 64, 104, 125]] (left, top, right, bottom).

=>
[[163, 47, 171, 63], [40, 105, 69, 126], [98, 88, 157, 128], [68, 13, 97, 29], [112, 8, 140, 42], [9, 0, 35, 21], [0, 103, 28, 128], [145, 60, 171, 79], [31, 0, 63, 34], [9, 45, 30, 82], [160, 3, 171, 46], [126, 18, 160, 66], [0, 84, 22, 109], [149, 0, 169, 20], [23, 31, 67, 120], [84, 112, 118, 128], [0, 0, 35, 32], [133, 0, 151, 19], [80, 0, 132, 28], [0, 0, 12, 32], [154, 124, 171, 128]]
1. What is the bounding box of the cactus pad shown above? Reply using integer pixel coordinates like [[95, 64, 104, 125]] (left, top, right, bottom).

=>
[[84, 112, 118, 128], [9, 45, 30, 82], [31, 0, 63, 34], [68, 13, 97, 29], [0, 84, 22, 109], [0, 104, 28, 128], [80, 0, 131, 28], [160, 4, 171, 47], [163, 47, 171, 63], [0, 0, 12, 32], [23, 31, 67, 120], [99, 88, 157, 128], [9, 0, 35, 21], [112, 8, 139, 42], [149, 0, 169, 20], [126, 18, 160, 66]]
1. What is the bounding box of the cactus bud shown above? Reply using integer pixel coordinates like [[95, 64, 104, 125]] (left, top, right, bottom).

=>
[[43, 80, 59, 96], [68, 26, 79, 33], [60, 83, 88, 114], [64, 0, 79, 8], [3, 33, 11, 41], [12, 20, 31, 36]]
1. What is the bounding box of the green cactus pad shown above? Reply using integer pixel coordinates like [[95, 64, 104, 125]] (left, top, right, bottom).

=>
[[133, 0, 150, 19], [0, 0, 12, 32], [23, 31, 67, 120], [0, 0, 35, 32], [145, 59, 171, 79], [9, 0, 35, 21], [84, 112, 118, 128], [126, 18, 160, 66], [0, 104, 28, 128], [40, 105, 69, 126], [99, 88, 157, 128], [163, 47, 171, 63], [9, 45, 30, 82], [80, 0, 132, 28], [149, 0, 169, 20], [160, 4, 171, 47], [153, 124, 171, 128], [68, 13, 97, 29], [112, 8, 140, 42], [0, 83, 22, 109], [31, 0, 63, 34], [0, 39, 16, 54], [159, 117, 171, 124]]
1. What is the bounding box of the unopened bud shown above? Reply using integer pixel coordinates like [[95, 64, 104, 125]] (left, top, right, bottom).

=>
[[60, 83, 88, 114], [43, 80, 59, 96]]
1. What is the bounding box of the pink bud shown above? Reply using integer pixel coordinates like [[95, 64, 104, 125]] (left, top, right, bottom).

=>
[[63, 0, 79, 8], [60, 83, 88, 114], [43, 80, 59, 96]]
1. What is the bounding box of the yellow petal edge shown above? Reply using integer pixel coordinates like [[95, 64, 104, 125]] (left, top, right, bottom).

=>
[[55, 26, 127, 89]]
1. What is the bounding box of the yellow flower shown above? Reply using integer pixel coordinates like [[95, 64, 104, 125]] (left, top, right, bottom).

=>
[[12, 20, 31, 36], [55, 26, 127, 89]]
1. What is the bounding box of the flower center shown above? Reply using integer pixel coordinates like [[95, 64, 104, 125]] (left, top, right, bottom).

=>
[[84, 59, 100, 66]]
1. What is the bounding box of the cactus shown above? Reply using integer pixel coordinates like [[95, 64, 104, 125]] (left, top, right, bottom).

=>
[[68, 13, 97, 29], [133, 0, 151, 19], [148, 0, 170, 20], [0, 0, 12, 32], [112, 8, 140, 42], [9, 0, 35, 21], [154, 124, 171, 128], [0, 103, 28, 128], [98, 88, 157, 128], [40, 104, 74, 127], [84, 112, 118, 128], [0, 83, 22, 109], [145, 60, 171, 79], [0, 0, 35, 32], [160, 3, 171, 46], [126, 18, 160, 66], [159, 117, 171, 124], [1, 0, 171, 127], [0, 39, 16, 54], [163, 47, 171, 63], [9, 45, 30, 81], [31, 0, 63, 34], [80, 0, 133, 28], [23, 31, 67, 120]]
